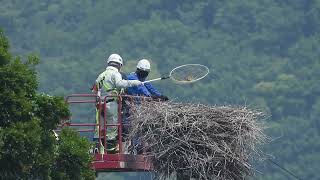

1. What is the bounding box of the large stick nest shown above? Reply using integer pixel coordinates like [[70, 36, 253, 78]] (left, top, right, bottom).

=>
[[126, 101, 266, 180]]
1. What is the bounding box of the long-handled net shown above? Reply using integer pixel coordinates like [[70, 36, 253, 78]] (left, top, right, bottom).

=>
[[144, 64, 209, 84]]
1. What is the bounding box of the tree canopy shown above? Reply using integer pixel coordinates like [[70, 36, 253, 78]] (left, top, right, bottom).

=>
[[0, 29, 94, 180]]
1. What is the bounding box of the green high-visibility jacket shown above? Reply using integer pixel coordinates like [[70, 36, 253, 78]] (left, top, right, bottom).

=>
[[96, 66, 138, 94]]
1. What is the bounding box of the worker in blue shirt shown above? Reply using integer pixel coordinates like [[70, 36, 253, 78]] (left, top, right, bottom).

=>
[[125, 59, 168, 154], [126, 59, 169, 101]]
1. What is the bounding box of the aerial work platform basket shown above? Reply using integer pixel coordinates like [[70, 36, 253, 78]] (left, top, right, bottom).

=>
[[58, 93, 154, 174]]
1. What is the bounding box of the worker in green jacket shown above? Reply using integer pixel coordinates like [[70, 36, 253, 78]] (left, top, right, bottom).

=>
[[94, 53, 142, 153]]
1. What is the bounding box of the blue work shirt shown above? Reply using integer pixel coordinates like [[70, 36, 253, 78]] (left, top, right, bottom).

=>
[[126, 72, 161, 97]]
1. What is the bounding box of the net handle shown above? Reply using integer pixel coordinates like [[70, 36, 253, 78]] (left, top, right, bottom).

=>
[[143, 76, 170, 84]]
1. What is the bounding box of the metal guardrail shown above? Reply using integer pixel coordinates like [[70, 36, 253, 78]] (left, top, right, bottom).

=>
[[61, 93, 152, 155]]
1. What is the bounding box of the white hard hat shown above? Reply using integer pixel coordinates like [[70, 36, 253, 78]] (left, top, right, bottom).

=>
[[107, 54, 123, 66], [137, 59, 151, 71]]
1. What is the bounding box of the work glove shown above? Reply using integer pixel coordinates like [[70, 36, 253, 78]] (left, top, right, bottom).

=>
[[159, 95, 169, 101], [151, 95, 160, 101], [130, 80, 143, 86], [152, 95, 169, 101]]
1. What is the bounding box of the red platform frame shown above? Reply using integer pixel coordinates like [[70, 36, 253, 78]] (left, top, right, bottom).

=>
[[60, 93, 154, 172]]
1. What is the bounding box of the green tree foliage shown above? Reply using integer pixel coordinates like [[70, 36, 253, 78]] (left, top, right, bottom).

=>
[[0, 1, 319, 179], [0, 29, 94, 179], [52, 128, 94, 180]]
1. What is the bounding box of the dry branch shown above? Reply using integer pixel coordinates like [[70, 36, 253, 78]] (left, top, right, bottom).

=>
[[126, 101, 267, 180]]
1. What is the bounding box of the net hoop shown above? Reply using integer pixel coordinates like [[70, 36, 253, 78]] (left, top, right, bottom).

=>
[[169, 64, 209, 84]]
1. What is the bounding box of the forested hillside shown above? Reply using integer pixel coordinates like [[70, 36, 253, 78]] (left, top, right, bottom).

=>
[[1, 0, 319, 179]]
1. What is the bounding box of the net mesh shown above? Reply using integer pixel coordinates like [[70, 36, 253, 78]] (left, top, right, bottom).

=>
[[170, 64, 209, 83]]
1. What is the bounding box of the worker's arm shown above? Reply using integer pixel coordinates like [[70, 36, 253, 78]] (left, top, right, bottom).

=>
[[144, 82, 169, 101], [112, 72, 141, 88], [144, 82, 161, 97], [127, 73, 151, 96], [135, 84, 152, 96], [95, 71, 108, 89]]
